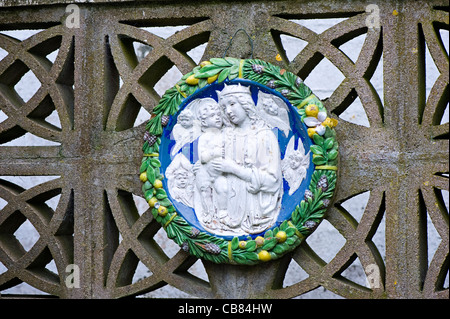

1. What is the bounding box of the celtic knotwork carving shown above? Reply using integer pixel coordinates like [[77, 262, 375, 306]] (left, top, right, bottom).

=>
[[418, 9, 449, 131], [417, 8, 449, 298], [98, 8, 447, 298], [1, 1, 448, 299], [103, 188, 212, 298], [0, 177, 74, 295], [248, 12, 386, 298], [270, 13, 384, 128], [97, 20, 220, 297], [0, 25, 75, 145], [264, 8, 448, 299], [104, 20, 213, 132]]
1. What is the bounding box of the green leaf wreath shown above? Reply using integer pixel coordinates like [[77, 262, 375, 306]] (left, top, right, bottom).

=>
[[140, 57, 338, 265]]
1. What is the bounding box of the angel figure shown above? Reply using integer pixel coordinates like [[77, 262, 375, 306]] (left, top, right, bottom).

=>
[[282, 136, 311, 195], [257, 91, 291, 137], [171, 107, 201, 156], [165, 153, 194, 208]]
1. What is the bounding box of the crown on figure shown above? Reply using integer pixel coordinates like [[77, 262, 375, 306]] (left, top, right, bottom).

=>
[[217, 83, 251, 99]]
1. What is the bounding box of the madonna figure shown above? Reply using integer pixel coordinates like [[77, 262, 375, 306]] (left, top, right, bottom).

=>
[[208, 84, 283, 235]]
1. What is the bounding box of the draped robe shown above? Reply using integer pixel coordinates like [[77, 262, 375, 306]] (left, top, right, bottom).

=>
[[221, 124, 283, 234]]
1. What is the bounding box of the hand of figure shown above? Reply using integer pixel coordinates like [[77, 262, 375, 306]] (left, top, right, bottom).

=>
[[193, 161, 202, 173], [211, 158, 234, 174]]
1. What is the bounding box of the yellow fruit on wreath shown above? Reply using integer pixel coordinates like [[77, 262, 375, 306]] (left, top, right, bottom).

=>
[[322, 117, 338, 128], [200, 61, 212, 67], [148, 197, 158, 207], [153, 179, 163, 188], [186, 74, 199, 85], [139, 172, 148, 182], [307, 128, 316, 138], [207, 73, 219, 84], [305, 104, 319, 117], [238, 241, 247, 249], [157, 205, 168, 216], [255, 236, 265, 247], [275, 231, 287, 243], [258, 250, 271, 262]]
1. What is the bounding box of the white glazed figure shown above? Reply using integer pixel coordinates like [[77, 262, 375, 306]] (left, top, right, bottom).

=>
[[256, 91, 291, 137], [192, 98, 229, 227], [209, 84, 284, 235], [165, 153, 194, 208], [281, 136, 310, 195], [166, 84, 309, 237], [171, 107, 201, 156]]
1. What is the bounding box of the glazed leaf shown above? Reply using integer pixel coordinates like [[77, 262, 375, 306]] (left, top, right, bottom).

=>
[[228, 72, 239, 80], [142, 180, 153, 192], [230, 64, 239, 74], [198, 78, 207, 88], [210, 58, 231, 67], [144, 190, 153, 202], [231, 237, 239, 250], [324, 138, 334, 150], [312, 155, 327, 165], [146, 114, 163, 135], [285, 227, 296, 237], [313, 134, 324, 146], [140, 160, 149, 173], [327, 149, 338, 160], [181, 71, 194, 80], [286, 237, 297, 245], [146, 165, 156, 183], [150, 158, 161, 168], [159, 198, 172, 206], [273, 243, 288, 254], [245, 240, 257, 251], [244, 252, 259, 261], [310, 145, 323, 155], [225, 57, 240, 65], [156, 193, 167, 200], [195, 65, 222, 78], [218, 68, 231, 83], [262, 237, 278, 250]]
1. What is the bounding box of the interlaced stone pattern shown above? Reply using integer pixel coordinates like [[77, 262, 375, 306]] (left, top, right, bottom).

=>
[[0, 0, 448, 299]]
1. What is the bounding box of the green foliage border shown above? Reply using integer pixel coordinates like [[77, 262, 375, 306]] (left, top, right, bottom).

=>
[[140, 57, 338, 265]]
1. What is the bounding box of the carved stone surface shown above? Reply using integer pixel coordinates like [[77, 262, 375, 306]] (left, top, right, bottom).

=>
[[0, 0, 448, 299]]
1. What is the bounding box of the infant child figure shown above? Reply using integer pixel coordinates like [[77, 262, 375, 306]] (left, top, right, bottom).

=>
[[171, 108, 200, 156], [193, 98, 229, 225]]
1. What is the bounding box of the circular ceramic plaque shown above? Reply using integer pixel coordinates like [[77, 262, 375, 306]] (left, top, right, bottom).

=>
[[140, 58, 338, 265]]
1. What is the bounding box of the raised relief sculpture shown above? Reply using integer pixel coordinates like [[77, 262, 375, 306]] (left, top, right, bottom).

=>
[[171, 107, 201, 156], [141, 57, 338, 265], [282, 136, 311, 195], [166, 84, 287, 236], [192, 97, 229, 227], [165, 153, 194, 208], [256, 91, 291, 137]]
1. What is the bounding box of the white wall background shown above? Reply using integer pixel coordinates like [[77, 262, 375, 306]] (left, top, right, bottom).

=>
[[0, 18, 448, 298]]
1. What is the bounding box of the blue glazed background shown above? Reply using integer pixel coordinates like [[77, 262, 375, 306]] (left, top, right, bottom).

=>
[[159, 79, 315, 240]]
